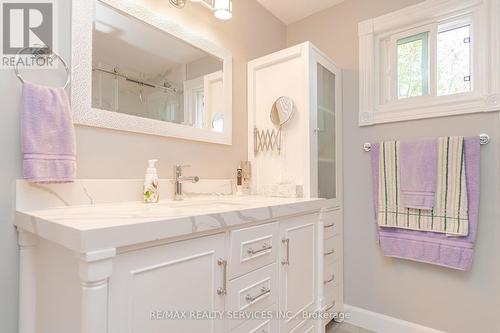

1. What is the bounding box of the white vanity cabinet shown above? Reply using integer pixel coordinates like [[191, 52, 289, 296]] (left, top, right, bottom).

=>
[[104, 214, 322, 333], [16, 193, 342, 333]]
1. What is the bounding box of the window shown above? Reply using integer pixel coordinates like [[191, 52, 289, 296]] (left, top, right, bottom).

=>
[[395, 23, 472, 100], [358, 0, 500, 126], [392, 19, 472, 102], [437, 24, 471, 96], [183, 76, 205, 128], [397, 32, 429, 99]]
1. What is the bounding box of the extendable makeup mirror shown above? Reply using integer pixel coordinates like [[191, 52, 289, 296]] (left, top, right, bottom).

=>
[[270, 96, 295, 127]]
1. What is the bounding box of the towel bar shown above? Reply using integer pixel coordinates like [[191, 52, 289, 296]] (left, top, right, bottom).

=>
[[363, 133, 490, 152]]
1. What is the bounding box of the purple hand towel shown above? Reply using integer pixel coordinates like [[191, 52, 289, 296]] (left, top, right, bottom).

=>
[[399, 138, 438, 209], [371, 137, 480, 271], [21, 82, 76, 183]]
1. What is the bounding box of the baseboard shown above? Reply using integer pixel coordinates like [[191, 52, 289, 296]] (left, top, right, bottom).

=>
[[343, 304, 446, 333]]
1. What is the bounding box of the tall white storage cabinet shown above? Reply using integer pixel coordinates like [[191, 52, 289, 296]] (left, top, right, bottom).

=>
[[248, 42, 343, 332], [248, 42, 342, 204]]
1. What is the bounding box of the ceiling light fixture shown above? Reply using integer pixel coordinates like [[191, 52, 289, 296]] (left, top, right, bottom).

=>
[[169, 0, 232, 20]]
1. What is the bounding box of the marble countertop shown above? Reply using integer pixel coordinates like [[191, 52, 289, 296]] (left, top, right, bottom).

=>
[[16, 195, 328, 253]]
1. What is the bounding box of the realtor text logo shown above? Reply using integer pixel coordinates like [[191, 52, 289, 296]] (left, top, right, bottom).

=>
[[1, 0, 55, 68]]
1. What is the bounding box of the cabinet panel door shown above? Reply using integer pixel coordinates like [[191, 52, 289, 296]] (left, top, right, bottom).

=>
[[279, 214, 318, 333], [109, 234, 225, 333], [309, 48, 342, 205]]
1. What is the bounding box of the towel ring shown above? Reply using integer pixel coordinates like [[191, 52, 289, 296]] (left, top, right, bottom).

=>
[[14, 46, 71, 89]]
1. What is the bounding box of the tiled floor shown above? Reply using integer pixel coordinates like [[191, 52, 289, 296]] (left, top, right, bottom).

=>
[[326, 320, 376, 333]]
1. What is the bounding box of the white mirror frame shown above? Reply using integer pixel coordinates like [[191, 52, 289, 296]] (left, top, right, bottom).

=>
[[71, 0, 233, 145]]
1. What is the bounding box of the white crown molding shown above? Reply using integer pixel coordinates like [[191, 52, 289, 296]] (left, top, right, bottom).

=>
[[344, 304, 447, 333]]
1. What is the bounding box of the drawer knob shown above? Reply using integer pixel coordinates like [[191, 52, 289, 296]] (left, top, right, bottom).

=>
[[245, 286, 271, 302], [247, 243, 272, 255], [324, 274, 335, 284]]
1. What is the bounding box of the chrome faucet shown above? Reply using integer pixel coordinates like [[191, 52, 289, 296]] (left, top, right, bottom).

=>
[[173, 165, 199, 200]]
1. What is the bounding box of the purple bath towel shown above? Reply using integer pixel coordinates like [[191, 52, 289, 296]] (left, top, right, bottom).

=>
[[371, 137, 480, 271], [21, 82, 76, 183], [399, 138, 438, 210]]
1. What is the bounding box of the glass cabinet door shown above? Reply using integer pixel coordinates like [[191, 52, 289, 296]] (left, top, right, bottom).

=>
[[316, 64, 336, 199]]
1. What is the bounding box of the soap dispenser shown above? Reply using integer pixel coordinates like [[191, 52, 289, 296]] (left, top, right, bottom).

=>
[[143, 159, 159, 203]]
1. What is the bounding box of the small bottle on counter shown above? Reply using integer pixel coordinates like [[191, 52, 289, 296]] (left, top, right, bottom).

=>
[[143, 159, 159, 203], [236, 164, 243, 196]]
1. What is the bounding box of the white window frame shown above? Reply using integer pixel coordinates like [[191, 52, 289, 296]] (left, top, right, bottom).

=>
[[183, 76, 205, 128], [358, 0, 500, 126], [435, 17, 473, 96]]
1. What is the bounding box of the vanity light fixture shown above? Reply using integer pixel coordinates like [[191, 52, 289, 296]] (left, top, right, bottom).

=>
[[213, 0, 232, 20], [169, 0, 186, 8], [169, 0, 232, 20]]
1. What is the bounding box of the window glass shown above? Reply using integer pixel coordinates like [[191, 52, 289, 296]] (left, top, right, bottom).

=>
[[397, 32, 429, 99], [437, 24, 471, 96]]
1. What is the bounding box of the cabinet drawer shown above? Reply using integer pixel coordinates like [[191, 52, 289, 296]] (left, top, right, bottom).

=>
[[323, 260, 342, 315], [321, 296, 340, 326], [289, 319, 315, 333], [227, 263, 278, 331], [324, 277, 340, 304], [323, 236, 342, 263], [323, 258, 340, 287], [229, 307, 278, 333], [321, 208, 341, 239], [230, 222, 279, 279], [231, 319, 272, 333], [323, 282, 341, 325]]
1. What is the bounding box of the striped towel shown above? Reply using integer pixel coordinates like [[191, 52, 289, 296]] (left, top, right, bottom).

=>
[[378, 137, 468, 236]]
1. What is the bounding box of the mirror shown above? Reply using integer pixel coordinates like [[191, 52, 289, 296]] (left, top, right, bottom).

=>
[[270, 96, 295, 127], [89, 0, 231, 142]]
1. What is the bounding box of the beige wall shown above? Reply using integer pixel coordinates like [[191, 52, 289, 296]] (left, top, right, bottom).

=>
[[0, 1, 285, 331], [287, 1, 500, 332]]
